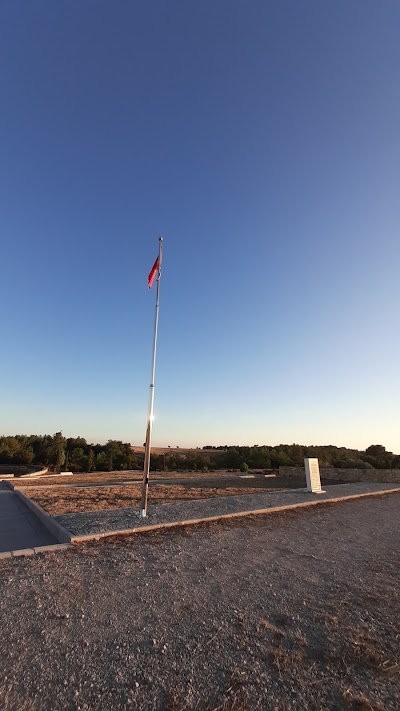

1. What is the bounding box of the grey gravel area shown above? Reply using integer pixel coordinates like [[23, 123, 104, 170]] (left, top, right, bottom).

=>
[[0, 494, 399, 710], [55, 482, 400, 538]]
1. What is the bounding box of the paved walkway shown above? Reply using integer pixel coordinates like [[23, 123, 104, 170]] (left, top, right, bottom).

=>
[[0, 483, 57, 553], [55, 482, 400, 541]]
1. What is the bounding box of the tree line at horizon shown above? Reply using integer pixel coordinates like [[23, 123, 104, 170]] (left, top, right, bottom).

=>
[[0, 433, 138, 473], [0, 434, 398, 473]]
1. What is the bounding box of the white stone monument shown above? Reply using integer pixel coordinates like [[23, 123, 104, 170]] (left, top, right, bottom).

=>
[[304, 458, 324, 493]]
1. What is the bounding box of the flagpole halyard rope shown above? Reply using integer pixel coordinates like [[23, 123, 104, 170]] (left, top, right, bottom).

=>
[[140, 236, 163, 517]]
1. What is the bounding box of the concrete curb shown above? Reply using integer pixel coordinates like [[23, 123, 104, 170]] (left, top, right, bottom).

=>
[[11, 548, 35, 557], [8, 482, 72, 544], [20, 467, 49, 478], [34, 543, 72, 554], [0, 543, 73, 560], [70, 486, 400, 543]]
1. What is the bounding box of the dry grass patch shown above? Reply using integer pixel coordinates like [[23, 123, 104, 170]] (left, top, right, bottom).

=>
[[29, 483, 270, 516]]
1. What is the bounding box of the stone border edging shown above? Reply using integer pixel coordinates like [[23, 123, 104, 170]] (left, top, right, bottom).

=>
[[69, 486, 400, 543], [20, 467, 49, 478], [8, 482, 72, 544], [0, 465, 49, 479], [0, 543, 72, 560]]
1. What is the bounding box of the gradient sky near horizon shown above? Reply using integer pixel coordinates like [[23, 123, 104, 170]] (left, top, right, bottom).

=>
[[1, 1, 399, 452]]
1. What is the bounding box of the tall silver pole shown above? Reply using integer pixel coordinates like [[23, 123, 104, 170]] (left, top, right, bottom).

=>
[[140, 236, 163, 517]]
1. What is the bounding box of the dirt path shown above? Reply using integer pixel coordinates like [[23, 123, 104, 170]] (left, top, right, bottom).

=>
[[0, 494, 399, 710]]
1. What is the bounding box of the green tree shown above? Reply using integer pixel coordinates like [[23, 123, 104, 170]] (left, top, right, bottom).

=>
[[17, 446, 34, 466], [248, 446, 271, 469], [288, 444, 304, 467], [222, 448, 242, 469], [87, 449, 95, 472], [270, 450, 291, 468], [53, 432, 66, 472], [365, 445, 386, 457], [32, 435, 54, 466], [364, 444, 393, 469], [95, 452, 107, 471], [105, 440, 124, 471], [69, 447, 86, 471]]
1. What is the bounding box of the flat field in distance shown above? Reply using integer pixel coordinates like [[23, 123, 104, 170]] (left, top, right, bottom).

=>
[[130, 445, 225, 455]]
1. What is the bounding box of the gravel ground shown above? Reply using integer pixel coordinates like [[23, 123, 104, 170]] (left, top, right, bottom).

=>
[[0, 494, 399, 710], [54, 482, 399, 538]]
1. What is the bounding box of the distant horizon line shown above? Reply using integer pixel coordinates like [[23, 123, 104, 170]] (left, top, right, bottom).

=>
[[1, 432, 396, 455]]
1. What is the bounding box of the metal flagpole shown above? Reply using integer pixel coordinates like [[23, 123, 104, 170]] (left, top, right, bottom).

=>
[[140, 236, 163, 517]]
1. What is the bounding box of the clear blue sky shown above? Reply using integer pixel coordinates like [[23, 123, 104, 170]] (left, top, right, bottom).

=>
[[1, 1, 399, 452]]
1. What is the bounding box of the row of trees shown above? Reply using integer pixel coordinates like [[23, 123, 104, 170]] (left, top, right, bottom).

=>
[[0, 435, 398, 473], [0, 434, 138, 472], [154, 443, 399, 472]]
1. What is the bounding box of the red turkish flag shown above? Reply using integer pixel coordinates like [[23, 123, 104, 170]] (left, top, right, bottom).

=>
[[147, 257, 159, 289]]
